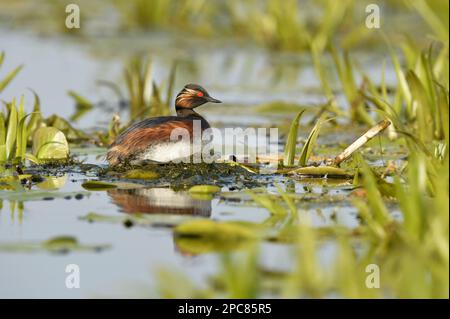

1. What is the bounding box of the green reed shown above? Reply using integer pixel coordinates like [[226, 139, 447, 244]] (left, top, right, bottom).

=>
[[124, 55, 176, 120]]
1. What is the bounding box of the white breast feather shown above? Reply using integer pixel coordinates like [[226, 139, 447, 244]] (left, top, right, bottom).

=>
[[140, 141, 195, 162]]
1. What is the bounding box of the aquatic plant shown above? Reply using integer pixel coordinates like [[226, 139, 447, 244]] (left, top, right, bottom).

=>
[[0, 97, 71, 165], [283, 111, 329, 167], [68, 91, 94, 122], [31, 127, 70, 162], [155, 147, 448, 298], [0, 97, 31, 164], [0, 52, 22, 94], [364, 44, 449, 159], [0, 52, 73, 165], [124, 55, 176, 120]]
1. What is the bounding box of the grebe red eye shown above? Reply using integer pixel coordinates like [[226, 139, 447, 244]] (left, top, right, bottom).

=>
[[196, 92, 203, 97]]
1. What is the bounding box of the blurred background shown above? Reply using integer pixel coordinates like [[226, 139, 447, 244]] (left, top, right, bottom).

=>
[[0, 0, 447, 131]]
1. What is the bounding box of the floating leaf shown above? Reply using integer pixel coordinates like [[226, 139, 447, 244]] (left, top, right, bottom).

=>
[[81, 180, 144, 191], [174, 219, 258, 241], [82, 180, 118, 191], [188, 185, 221, 194], [32, 127, 69, 160], [0, 189, 90, 201], [174, 236, 253, 255], [123, 169, 159, 180], [284, 166, 353, 178], [80, 212, 195, 228], [42, 236, 78, 250], [0, 235, 110, 254]]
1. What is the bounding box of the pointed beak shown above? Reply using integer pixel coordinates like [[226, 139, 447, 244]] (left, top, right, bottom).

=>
[[205, 96, 222, 103]]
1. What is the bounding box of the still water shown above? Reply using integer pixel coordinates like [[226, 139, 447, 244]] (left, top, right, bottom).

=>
[[0, 30, 385, 298]]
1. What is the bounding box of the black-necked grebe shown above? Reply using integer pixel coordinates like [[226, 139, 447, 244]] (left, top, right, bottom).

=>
[[107, 84, 221, 165]]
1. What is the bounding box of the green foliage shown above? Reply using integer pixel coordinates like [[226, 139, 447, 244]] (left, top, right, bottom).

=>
[[188, 185, 221, 194], [283, 110, 304, 166], [122, 169, 159, 180], [0, 52, 22, 94], [31, 127, 70, 161], [0, 98, 30, 164], [364, 44, 449, 158], [0, 235, 110, 254], [124, 56, 176, 120], [354, 153, 448, 297], [283, 112, 328, 167], [284, 165, 352, 178], [174, 219, 259, 242], [330, 47, 373, 125], [298, 115, 326, 166], [68, 90, 94, 122]]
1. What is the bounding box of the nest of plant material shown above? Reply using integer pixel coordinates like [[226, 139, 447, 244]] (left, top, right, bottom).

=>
[[99, 162, 269, 189]]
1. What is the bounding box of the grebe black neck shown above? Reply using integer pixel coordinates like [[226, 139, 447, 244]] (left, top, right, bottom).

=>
[[176, 108, 202, 117]]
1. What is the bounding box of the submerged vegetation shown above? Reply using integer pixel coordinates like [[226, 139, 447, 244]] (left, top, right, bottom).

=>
[[0, 0, 448, 299]]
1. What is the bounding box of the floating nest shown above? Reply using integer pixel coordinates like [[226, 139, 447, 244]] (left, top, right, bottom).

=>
[[99, 162, 273, 189]]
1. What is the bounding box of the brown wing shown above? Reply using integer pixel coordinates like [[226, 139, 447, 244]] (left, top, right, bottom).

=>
[[107, 120, 193, 165]]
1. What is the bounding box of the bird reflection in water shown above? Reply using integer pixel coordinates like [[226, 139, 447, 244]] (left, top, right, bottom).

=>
[[107, 187, 211, 217]]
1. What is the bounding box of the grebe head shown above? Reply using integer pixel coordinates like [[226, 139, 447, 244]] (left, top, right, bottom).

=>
[[175, 84, 221, 110]]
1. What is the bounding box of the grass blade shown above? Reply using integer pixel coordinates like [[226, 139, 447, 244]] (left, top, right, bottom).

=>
[[0, 65, 23, 93], [298, 115, 326, 167], [5, 99, 18, 160], [283, 110, 305, 166]]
